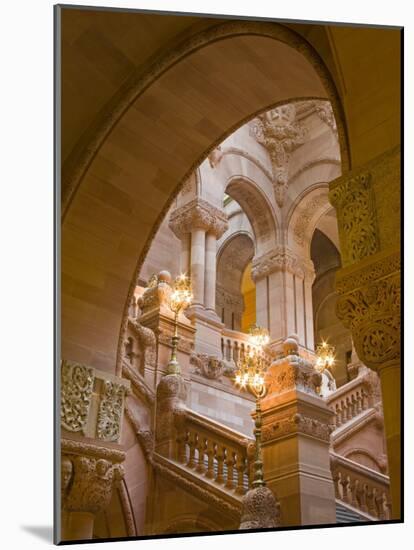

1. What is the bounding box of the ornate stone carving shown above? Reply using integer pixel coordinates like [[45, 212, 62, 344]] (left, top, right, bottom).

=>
[[63, 455, 124, 514], [127, 320, 157, 369], [265, 354, 322, 397], [96, 381, 127, 443], [336, 273, 400, 370], [250, 103, 307, 206], [329, 172, 379, 266], [61, 456, 73, 501], [61, 438, 126, 464], [190, 353, 235, 380], [251, 246, 315, 282], [239, 486, 281, 529], [137, 271, 172, 314], [261, 411, 333, 443], [124, 405, 154, 461], [61, 360, 94, 434], [158, 329, 194, 354], [293, 192, 328, 246], [169, 198, 228, 239]]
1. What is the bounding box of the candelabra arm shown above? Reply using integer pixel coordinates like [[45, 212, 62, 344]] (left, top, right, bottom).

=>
[[167, 310, 181, 375], [252, 394, 265, 488]]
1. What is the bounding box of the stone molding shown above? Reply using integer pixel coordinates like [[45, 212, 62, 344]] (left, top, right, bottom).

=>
[[251, 246, 315, 282], [61, 454, 124, 514], [265, 354, 322, 397], [122, 361, 155, 406], [61, 437, 126, 463], [293, 191, 329, 246], [250, 103, 307, 207], [126, 318, 157, 369], [124, 405, 154, 461], [169, 198, 228, 239], [153, 453, 241, 519], [329, 171, 379, 266]]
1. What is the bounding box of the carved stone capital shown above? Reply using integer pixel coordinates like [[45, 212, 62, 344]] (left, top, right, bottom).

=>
[[169, 198, 228, 239], [336, 271, 400, 371], [251, 246, 315, 282], [239, 486, 281, 529], [62, 455, 124, 515]]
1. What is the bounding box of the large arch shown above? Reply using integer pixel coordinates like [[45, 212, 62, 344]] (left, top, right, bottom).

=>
[[61, 20, 350, 374]]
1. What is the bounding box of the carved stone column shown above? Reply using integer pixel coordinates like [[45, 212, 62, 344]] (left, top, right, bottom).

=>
[[59, 360, 130, 541], [61, 451, 125, 541], [251, 246, 315, 352], [260, 338, 336, 526], [169, 198, 228, 356], [329, 146, 401, 519]]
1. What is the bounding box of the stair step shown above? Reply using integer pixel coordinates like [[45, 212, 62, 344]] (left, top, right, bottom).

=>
[[336, 502, 367, 523]]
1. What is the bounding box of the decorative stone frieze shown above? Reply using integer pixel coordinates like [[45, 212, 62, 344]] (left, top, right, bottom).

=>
[[239, 486, 281, 529], [62, 454, 124, 514], [329, 171, 379, 266], [251, 246, 315, 282], [250, 104, 307, 207], [61, 361, 94, 434], [336, 271, 400, 371], [265, 353, 322, 397], [96, 381, 128, 443], [190, 352, 235, 380], [169, 198, 229, 239], [261, 411, 333, 443]]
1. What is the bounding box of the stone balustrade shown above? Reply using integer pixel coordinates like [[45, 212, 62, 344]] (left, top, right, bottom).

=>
[[330, 452, 391, 520], [326, 376, 373, 429], [174, 409, 254, 494], [221, 328, 271, 366]]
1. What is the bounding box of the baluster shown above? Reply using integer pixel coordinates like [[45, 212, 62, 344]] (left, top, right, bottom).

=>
[[380, 493, 390, 520], [205, 440, 215, 479], [355, 390, 362, 414], [351, 394, 357, 417], [234, 341, 239, 364], [360, 483, 369, 514], [235, 453, 246, 495], [340, 401, 347, 424], [351, 479, 359, 508], [367, 487, 379, 518], [341, 474, 352, 504], [362, 388, 369, 411], [346, 397, 352, 420], [187, 431, 197, 469], [221, 338, 224, 360], [176, 428, 188, 464], [335, 404, 341, 427], [225, 449, 235, 489], [216, 445, 225, 484], [332, 470, 341, 499], [196, 435, 207, 474], [240, 343, 245, 361]]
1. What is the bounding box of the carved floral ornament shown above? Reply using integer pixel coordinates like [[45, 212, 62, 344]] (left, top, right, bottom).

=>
[[190, 352, 236, 380], [293, 192, 329, 247], [61, 360, 129, 443], [169, 198, 229, 239], [250, 104, 307, 207], [329, 171, 379, 266], [336, 273, 400, 370], [251, 246, 315, 282]]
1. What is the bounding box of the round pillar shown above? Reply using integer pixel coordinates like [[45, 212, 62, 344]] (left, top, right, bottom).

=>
[[204, 232, 217, 311], [191, 228, 206, 306]]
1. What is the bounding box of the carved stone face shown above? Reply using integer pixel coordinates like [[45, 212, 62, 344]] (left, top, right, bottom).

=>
[[61, 457, 73, 493]]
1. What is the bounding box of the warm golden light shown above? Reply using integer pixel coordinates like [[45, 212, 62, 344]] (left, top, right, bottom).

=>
[[169, 273, 193, 315], [315, 341, 336, 373]]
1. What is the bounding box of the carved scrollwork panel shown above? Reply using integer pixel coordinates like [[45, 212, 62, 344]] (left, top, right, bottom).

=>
[[96, 381, 127, 443], [61, 361, 94, 434]]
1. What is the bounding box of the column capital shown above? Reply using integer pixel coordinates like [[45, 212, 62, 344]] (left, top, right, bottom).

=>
[[62, 454, 124, 514], [169, 198, 229, 239], [335, 250, 401, 373], [251, 246, 315, 282]]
